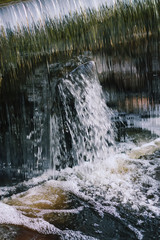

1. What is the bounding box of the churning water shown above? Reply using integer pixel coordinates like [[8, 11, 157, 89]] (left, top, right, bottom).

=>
[[0, 61, 160, 240], [50, 61, 114, 170], [0, 0, 160, 240]]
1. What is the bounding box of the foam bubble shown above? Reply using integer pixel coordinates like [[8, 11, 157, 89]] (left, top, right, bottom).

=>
[[1, 138, 160, 240], [0, 202, 97, 239], [129, 138, 160, 159], [0, 202, 60, 234]]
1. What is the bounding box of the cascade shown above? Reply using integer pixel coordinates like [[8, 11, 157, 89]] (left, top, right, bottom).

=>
[[0, 0, 160, 239], [0, 0, 111, 31], [50, 61, 114, 170], [0, 60, 115, 185]]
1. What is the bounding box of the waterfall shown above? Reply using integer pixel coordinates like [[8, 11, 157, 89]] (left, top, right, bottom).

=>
[[0, 0, 159, 78], [0, 60, 114, 185], [0, 0, 111, 31], [50, 61, 115, 170], [0, 1, 160, 239]]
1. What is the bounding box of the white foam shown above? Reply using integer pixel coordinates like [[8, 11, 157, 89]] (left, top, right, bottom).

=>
[[0, 140, 160, 240], [0, 169, 54, 198], [0, 202, 60, 234], [55, 141, 160, 219], [0, 202, 97, 239], [129, 137, 160, 159]]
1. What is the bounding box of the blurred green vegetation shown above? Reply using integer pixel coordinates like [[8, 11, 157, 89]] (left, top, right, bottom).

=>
[[0, 0, 159, 77], [0, 0, 23, 5]]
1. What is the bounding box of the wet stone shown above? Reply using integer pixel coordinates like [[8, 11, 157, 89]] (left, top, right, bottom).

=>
[[0, 225, 60, 240], [44, 194, 137, 240]]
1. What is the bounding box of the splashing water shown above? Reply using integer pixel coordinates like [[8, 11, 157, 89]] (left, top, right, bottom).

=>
[[0, 0, 160, 239], [50, 61, 115, 170], [0, 60, 160, 240]]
